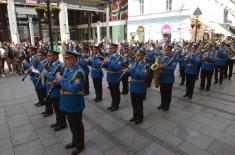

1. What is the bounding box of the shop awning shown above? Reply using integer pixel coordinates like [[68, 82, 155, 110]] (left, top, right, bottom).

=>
[[200, 19, 232, 36]]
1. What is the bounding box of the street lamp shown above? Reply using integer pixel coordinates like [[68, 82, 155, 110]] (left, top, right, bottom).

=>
[[192, 7, 202, 42]]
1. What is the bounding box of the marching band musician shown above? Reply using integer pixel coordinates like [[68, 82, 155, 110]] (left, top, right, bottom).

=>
[[90, 45, 103, 102], [56, 50, 85, 155], [224, 41, 234, 79], [34, 49, 48, 108], [214, 41, 228, 85], [200, 43, 216, 91], [183, 44, 201, 99], [178, 47, 186, 85], [146, 43, 157, 88], [23, 46, 39, 104], [103, 43, 123, 112], [78, 43, 90, 96], [120, 46, 130, 95], [157, 45, 177, 111], [45, 49, 67, 131], [126, 49, 148, 124]]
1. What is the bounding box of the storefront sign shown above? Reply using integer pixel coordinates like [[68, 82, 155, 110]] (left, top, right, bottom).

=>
[[161, 24, 171, 34], [26, 0, 37, 5]]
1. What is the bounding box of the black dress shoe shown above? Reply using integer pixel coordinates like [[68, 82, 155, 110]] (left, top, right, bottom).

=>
[[44, 112, 53, 117], [107, 106, 112, 110], [183, 95, 188, 97], [163, 108, 169, 111], [129, 118, 136, 122], [188, 96, 192, 99], [71, 147, 84, 155], [51, 123, 58, 128], [54, 125, 67, 131], [134, 120, 142, 125], [41, 111, 47, 115], [110, 107, 119, 112], [95, 99, 102, 102], [35, 104, 43, 107], [157, 106, 163, 110], [34, 102, 40, 106], [65, 143, 74, 149]]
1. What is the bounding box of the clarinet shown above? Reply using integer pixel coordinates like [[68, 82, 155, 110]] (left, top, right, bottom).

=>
[[44, 65, 65, 102], [35, 62, 49, 88], [21, 59, 38, 81], [96, 53, 110, 72]]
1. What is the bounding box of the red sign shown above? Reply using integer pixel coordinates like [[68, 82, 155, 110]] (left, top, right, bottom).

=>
[[161, 24, 171, 34], [26, 0, 37, 5]]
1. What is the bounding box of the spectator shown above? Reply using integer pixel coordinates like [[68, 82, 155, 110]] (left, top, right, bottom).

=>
[[5, 43, 16, 74], [0, 44, 7, 77]]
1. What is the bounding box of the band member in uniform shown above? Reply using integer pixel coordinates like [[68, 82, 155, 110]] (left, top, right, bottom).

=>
[[121, 47, 130, 95], [78, 43, 90, 96], [127, 50, 148, 124], [90, 45, 103, 102], [103, 43, 123, 112], [46, 49, 67, 131], [183, 44, 201, 99], [157, 45, 177, 111], [57, 50, 85, 155], [23, 46, 39, 105], [34, 49, 48, 107], [214, 41, 227, 84], [178, 49, 186, 85], [200, 43, 216, 91], [224, 43, 234, 79], [146, 44, 157, 88]]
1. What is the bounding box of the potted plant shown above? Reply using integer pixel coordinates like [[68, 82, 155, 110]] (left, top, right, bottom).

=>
[[34, 6, 46, 18], [51, 6, 61, 18]]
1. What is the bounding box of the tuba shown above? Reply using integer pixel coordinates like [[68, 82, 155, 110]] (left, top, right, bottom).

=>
[[151, 54, 162, 88], [225, 46, 235, 60]]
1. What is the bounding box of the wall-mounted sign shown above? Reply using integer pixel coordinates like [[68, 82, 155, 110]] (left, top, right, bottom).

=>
[[161, 24, 171, 34], [137, 26, 144, 33], [26, 0, 37, 5]]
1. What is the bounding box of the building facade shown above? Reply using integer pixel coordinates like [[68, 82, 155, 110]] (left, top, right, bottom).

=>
[[127, 0, 235, 42]]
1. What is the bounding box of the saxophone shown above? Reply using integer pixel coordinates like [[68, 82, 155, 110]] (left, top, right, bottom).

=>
[[151, 54, 162, 88]]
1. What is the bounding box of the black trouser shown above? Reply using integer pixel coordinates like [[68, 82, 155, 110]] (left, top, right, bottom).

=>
[[186, 74, 196, 97], [131, 93, 145, 121], [179, 66, 185, 84], [92, 78, 102, 100], [214, 65, 225, 83], [146, 70, 153, 87], [108, 82, 120, 108], [121, 75, 129, 93], [196, 63, 201, 79], [66, 112, 84, 149], [50, 98, 66, 126], [224, 60, 234, 78], [35, 89, 46, 105], [200, 69, 213, 90], [84, 74, 89, 95], [160, 83, 173, 109]]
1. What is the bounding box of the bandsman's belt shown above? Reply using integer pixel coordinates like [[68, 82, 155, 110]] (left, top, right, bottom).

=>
[[160, 71, 173, 74], [60, 90, 83, 95], [216, 57, 225, 60], [187, 64, 197, 67], [130, 79, 145, 83], [91, 67, 99, 71], [106, 69, 118, 74], [204, 62, 213, 64]]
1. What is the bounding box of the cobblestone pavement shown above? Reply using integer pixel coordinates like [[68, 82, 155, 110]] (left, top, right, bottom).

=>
[[1, 70, 235, 155]]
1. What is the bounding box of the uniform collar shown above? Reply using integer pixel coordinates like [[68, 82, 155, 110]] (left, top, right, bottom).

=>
[[52, 60, 59, 66]]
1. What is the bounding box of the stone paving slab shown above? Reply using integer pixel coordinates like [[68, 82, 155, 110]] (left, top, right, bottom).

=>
[[1, 74, 235, 155]]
